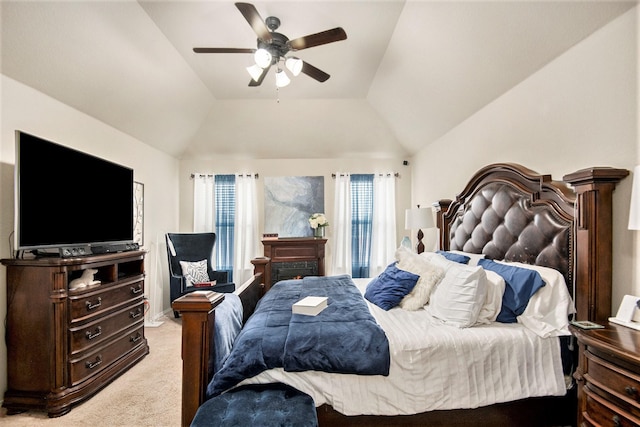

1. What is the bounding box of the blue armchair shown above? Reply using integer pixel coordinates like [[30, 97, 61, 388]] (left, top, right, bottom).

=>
[[166, 232, 235, 318]]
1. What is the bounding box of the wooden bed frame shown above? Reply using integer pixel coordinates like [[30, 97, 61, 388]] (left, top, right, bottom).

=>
[[173, 163, 628, 427]]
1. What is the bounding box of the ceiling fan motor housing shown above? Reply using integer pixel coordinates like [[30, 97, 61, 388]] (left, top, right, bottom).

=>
[[257, 31, 290, 63]]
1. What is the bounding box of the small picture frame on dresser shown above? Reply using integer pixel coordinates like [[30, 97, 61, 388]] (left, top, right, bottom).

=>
[[570, 320, 605, 329]]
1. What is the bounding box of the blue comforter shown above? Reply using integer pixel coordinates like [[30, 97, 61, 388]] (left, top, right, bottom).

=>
[[207, 274, 390, 397]]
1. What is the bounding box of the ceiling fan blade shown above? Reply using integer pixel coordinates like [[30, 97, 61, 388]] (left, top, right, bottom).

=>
[[249, 65, 271, 87], [193, 47, 255, 54], [235, 2, 272, 43], [301, 61, 330, 83], [288, 27, 347, 51]]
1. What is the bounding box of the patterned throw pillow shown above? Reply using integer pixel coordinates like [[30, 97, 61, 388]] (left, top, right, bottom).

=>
[[179, 259, 210, 287]]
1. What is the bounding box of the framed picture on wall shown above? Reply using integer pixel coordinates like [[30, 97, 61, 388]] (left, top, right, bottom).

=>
[[264, 176, 324, 237]]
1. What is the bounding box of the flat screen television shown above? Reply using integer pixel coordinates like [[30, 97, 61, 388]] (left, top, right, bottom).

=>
[[15, 131, 134, 254]]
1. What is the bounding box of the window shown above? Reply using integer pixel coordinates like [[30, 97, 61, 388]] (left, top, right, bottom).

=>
[[350, 174, 374, 278], [215, 175, 235, 281]]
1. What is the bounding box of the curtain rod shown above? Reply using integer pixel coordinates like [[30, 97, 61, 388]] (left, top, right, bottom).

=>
[[190, 173, 259, 179], [331, 172, 399, 178]]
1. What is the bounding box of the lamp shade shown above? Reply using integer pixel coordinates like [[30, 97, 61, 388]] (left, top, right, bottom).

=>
[[254, 48, 272, 68], [405, 206, 435, 230], [275, 69, 290, 88], [246, 64, 263, 82], [629, 165, 640, 230], [285, 57, 303, 76]]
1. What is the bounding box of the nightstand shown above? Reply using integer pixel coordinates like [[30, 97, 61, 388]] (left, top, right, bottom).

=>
[[572, 322, 640, 426]]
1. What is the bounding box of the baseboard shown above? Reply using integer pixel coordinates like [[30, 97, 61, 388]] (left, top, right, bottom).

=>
[[145, 321, 164, 327], [144, 310, 170, 327]]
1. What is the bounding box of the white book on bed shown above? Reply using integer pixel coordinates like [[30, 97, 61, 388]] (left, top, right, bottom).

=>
[[293, 296, 328, 316]]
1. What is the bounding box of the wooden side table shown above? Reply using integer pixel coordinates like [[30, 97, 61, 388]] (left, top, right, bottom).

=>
[[572, 322, 640, 426]]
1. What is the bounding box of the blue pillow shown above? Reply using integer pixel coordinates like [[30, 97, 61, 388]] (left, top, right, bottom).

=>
[[478, 259, 546, 323], [437, 250, 470, 264], [365, 263, 419, 311]]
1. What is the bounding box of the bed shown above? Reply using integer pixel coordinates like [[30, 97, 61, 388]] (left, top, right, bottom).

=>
[[173, 163, 628, 427]]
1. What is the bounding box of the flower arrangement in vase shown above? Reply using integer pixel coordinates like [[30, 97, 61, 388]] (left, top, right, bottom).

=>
[[309, 213, 329, 237]]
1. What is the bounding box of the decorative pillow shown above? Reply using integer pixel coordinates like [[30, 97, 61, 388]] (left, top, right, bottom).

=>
[[475, 270, 506, 324], [478, 259, 546, 324], [365, 263, 420, 311], [424, 255, 488, 328], [450, 250, 486, 266], [496, 261, 575, 337], [395, 247, 445, 310], [436, 250, 470, 264], [180, 259, 210, 288]]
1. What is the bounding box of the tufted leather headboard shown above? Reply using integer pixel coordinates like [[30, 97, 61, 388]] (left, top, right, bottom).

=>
[[436, 163, 576, 292]]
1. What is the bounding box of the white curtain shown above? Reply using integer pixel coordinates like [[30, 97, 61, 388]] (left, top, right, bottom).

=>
[[369, 173, 397, 277], [193, 174, 216, 233], [233, 174, 260, 285], [330, 173, 352, 276]]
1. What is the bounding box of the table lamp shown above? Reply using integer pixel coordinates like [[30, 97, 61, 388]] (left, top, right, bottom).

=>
[[405, 205, 435, 254]]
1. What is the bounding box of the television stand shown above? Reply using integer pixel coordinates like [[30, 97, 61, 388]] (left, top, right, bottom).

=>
[[1, 251, 149, 417]]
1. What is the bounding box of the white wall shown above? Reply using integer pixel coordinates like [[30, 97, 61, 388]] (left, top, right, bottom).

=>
[[177, 157, 413, 274], [410, 7, 638, 314], [0, 75, 180, 398]]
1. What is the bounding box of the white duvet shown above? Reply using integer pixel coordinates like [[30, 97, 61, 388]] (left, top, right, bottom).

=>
[[238, 278, 567, 416]]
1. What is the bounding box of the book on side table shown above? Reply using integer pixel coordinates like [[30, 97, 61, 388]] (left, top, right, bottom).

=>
[[293, 296, 328, 316], [608, 294, 640, 330]]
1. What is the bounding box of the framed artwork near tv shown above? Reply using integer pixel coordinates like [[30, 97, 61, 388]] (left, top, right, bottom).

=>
[[134, 181, 144, 246]]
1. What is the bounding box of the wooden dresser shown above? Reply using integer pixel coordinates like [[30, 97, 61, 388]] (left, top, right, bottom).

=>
[[573, 323, 640, 426], [2, 251, 149, 417]]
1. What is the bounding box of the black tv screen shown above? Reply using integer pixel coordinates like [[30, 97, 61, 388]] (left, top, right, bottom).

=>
[[15, 131, 134, 251]]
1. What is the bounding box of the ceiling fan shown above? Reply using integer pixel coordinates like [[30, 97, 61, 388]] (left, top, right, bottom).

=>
[[193, 2, 347, 87]]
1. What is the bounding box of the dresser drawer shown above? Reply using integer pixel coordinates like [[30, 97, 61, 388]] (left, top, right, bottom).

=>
[[69, 279, 144, 321], [69, 301, 145, 354], [70, 324, 145, 385], [586, 350, 640, 414], [583, 386, 640, 427]]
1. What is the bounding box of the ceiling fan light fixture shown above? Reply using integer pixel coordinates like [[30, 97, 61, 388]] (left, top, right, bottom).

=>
[[246, 64, 264, 81], [275, 69, 290, 88], [254, 48, 272, 68], [285, 57, 303, 76]]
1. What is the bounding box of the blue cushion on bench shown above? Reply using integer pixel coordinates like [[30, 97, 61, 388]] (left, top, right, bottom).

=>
[[191, 383, 318, 427]]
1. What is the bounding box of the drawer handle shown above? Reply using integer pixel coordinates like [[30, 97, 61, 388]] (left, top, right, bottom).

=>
[[130, 308, 142, 319], [130, 285, 143, 295], [85, 326, 102, 340], [86, 297, 102, 311], [85, 355, 102, 370], [613, 415, 621, 427], [130, 333, 142, 343], [625, 386, 638, 397]]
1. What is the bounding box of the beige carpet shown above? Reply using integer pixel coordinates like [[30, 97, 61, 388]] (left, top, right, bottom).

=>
[[0, 316, 182, 427]]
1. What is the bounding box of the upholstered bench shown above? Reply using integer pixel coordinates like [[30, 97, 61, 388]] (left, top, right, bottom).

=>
[[190, 383, 318, 427]]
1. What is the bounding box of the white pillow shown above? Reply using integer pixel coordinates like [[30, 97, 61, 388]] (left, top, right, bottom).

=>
[[450, 250, 486, 266], [495, 261, 575, 337], [475, 270, 506, 324], [424, 253, 488, 328], [395, 247, 445, 310], [180, 259, 209, 288]]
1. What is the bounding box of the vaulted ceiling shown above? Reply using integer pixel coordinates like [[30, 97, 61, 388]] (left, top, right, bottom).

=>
[[1, 1, 636, 159]]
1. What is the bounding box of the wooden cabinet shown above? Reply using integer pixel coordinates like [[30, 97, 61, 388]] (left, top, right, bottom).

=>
[[2, 251, 149, 417], [259, 238, 327, 292], [573, 323, 640, 426]]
